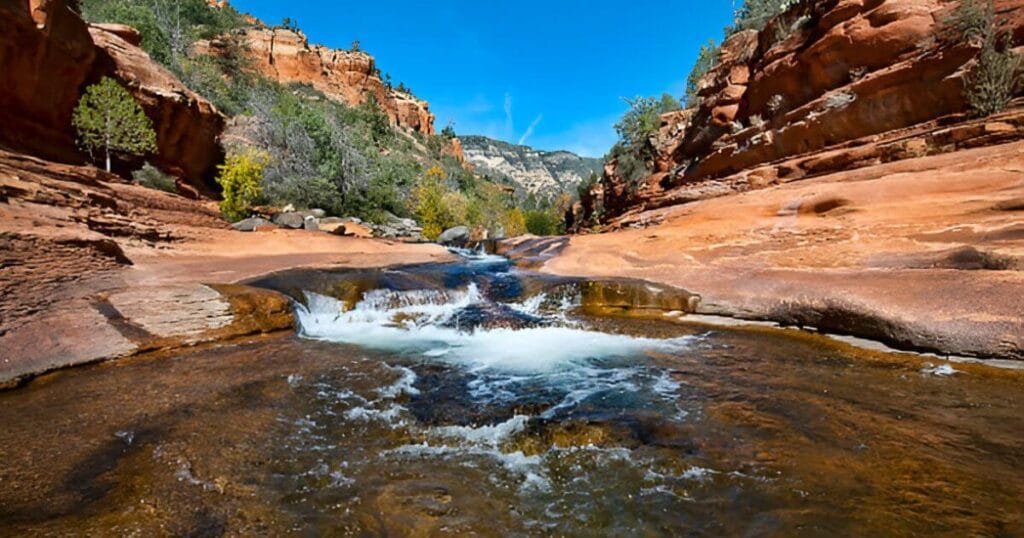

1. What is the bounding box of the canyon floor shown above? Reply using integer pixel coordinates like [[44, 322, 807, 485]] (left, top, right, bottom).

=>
[[0, 151, 453, 385], [508, 140, 1024, 363], [3, 141, 1024, 385]]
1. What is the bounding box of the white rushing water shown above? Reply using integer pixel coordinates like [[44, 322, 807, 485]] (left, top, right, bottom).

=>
[[296, 285, 693, 374], [287, 275, 703, 497]]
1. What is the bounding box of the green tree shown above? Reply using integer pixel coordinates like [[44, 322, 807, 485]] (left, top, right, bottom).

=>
[[441, 123, 457, 139], [686, 40, 719, 106], [732, 0, 800, 33], [614, 94, 681, 153], [217, 150, 268, 221], [73, 77, 158, 173]]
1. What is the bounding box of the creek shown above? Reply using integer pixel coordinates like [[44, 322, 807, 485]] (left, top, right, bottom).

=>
[[1, 250, 1022, 535]]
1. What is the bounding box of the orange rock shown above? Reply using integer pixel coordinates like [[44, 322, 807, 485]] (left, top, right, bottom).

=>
[[441, 137, 465, 162], [0, 0, 96, 164], [89, 24, 225, 192], [587, 0, 1024, 226], [0, 0, 225, 193], [204, 27, 435, 134]]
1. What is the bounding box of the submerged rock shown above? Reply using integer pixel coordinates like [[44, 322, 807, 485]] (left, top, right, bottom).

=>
[[441, 302, 547, 332]]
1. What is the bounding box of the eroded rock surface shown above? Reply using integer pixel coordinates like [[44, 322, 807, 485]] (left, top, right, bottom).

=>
[[0, 0, 225, 190], [580, 0, 1024, 225], [531, 141, 1024, 360], [0, 149, 453, 385]]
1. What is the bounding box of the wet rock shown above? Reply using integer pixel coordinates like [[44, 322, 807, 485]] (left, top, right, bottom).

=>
[[438, 226, 470, 246], [441, 302, 546, 332]]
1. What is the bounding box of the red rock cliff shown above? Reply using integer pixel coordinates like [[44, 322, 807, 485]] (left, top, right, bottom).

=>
[[0, 0, 225, 191], [582, 0, 1024, 227], [207, 27, 435, 134]]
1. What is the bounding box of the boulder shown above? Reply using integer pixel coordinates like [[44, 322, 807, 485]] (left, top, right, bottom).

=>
[[231, 217, 273, 232], [438, 226, 470, 246], [302, 216, 319, 231], [272, 212, 305, 229], [330, 220, 374, 238]]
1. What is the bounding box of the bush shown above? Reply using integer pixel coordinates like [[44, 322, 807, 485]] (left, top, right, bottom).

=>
[[614, 94, 681, 153], [179, 54, 255, 116], [134, 163, 177, 193], [413, 166, 452, 240], [502, 208, 528, 237], [686, 40, 719, 107], [524, 208, 561, 236], [216, 151, 268, 221], [965, 36, 1019, 117], [606, 143, 652, 189], [731, 0, 801, 33], [945, 0, 1020, 117], [945, 0, 996, 44]]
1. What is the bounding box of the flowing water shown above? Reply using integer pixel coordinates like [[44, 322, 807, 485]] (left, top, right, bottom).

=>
[[1, 251, 1023, 536]]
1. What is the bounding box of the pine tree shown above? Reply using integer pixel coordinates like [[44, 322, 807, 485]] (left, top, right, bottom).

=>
[[73, 77, 158, 173]]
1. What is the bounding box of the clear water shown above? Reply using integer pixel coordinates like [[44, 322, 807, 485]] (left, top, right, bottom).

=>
[[1, 253, 1022, 536]]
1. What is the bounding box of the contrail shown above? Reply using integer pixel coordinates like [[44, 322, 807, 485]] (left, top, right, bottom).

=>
[[504, 93, 514, 138], [518, 114, 543, 145]]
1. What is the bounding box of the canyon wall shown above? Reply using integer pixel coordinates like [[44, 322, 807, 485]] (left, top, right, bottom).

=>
[[461, 135, 602, 198], [581, 0, 1024, 227], [201, 27, 435, 135], [0, 0, 225, 191]]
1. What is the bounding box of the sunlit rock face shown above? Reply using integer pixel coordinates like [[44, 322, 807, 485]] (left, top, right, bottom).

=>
[[460, 135, 602, 198], [199, 27, 435, 134], [583, 0, 1024, 226], [0, 0, 225, 189]]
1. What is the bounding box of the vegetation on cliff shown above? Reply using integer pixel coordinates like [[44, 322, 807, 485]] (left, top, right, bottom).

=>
[[582, 0, 1024, 231], [948, 0, 1021, 117], [606, 95, 681, 187], [76, 0, 569, 236], [72, 78, 158, 173]]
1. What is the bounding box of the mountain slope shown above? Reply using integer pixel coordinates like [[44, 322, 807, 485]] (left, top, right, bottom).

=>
[[460, 136, 601, 198]]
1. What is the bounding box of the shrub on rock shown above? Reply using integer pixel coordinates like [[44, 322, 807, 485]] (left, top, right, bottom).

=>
[[217, 151, 269, 222]]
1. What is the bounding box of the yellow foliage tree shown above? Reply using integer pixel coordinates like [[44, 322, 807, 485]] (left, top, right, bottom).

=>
[[503, 207, 527, 237], [413, 165, 449, 240], [216, 150, 269, 222]]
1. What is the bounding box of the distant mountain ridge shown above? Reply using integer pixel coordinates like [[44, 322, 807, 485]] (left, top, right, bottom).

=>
[[460, 135, 602, 198]]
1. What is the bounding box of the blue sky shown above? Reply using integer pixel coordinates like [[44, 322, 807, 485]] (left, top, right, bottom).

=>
[[230, 1, 735, 157]]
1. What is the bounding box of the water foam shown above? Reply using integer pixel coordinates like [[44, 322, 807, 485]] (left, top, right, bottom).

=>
[[296, 286, 692, 374]]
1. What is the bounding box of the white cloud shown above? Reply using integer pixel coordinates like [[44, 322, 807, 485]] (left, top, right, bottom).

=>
[[517, 114, 543, 145]]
